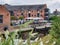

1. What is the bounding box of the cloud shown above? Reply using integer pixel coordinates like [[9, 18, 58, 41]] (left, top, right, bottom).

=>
[[1, 0, 60, 12], [0, 0, 4, 4], [3, 0, 54, 5]]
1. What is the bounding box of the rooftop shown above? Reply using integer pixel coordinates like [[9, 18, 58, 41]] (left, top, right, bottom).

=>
[[4, 4, 47, 11]]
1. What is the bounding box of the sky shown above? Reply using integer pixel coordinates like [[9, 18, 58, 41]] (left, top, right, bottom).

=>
[[0, 0, 60, 13]]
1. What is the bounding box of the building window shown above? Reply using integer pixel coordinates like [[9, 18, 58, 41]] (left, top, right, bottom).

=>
[[32, 15, 33, 17], [37, 11, 40, 13], [9, 11, 14, 16], [44, 8, 49, 16], [45, 13, 48, 16], [41, 10, 43, 13], [44, 8, 49, 12], [34, 15, 36, 17], [37, 13, 40, 17], [28, 13, 31, 17], [21, 13, 23, 15], [17, 14, 19, 16], [32, 10, 33, 12], [28, 11, 31, 13], [0, 15, 3, 23]]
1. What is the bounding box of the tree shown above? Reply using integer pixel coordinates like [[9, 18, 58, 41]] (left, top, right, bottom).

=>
[[11, 16, 18, 20], [19, 16, 24, 20], [49, 16, 60, 45], [49, 16, 58, 20]]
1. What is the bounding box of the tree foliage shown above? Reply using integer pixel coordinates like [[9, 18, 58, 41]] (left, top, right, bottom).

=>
[[11, 16, 18, 20], [19, 16, 24, 20], [49, 16, 57, 20], [49, 16, 60, 45]]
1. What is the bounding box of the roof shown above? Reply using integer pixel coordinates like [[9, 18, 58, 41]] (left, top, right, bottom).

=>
[[0, 5, 9, 13], [4, 4, 47, 11]]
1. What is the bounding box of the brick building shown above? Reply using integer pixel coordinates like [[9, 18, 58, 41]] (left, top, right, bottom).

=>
[[53, 9, 60, 15], [0, 4, 49, 31], [0, 5, 10, 30], [5, 4, 49, 20]]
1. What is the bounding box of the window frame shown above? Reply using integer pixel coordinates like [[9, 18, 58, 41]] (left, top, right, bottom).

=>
[[37, 13, 40, 17], [0, 15, 3, 23], [28, 13, 31, 17]]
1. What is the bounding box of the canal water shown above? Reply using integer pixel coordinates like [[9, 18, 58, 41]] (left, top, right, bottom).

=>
[[18, 27, 51, 40]]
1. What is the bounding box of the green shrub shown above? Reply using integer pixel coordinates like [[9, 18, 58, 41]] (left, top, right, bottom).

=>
[[49, 16, 60, 45], [11, 16, 18, 20], [19, 16, 24, 20], [49, 16, 58, 20]]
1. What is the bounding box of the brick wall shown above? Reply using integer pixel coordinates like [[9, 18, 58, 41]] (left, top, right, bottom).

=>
[[13, 5, 47, 19], [0, 5, 10, 30]]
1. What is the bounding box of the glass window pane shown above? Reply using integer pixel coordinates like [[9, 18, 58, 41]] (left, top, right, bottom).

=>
[[0, 15, 3, 23]]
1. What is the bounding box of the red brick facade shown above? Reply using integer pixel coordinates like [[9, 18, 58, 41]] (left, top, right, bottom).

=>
[[13, 4, 47, 19], [0, 4, 49, 31], [0, 5, 10, 30]]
